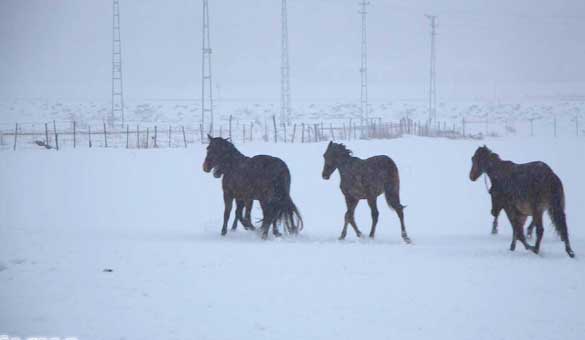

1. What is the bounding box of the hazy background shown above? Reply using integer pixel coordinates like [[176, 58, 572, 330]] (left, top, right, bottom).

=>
[[1, 0, 584, 102]]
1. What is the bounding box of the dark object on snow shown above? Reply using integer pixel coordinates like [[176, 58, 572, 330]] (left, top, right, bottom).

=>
[[230, 199, 253, 232], [34, 140, 52, 149], [470, 146, 574, 258], [321, 141, 411, 243], [203, 135, 303, 238], [103, 269, 113, 272]]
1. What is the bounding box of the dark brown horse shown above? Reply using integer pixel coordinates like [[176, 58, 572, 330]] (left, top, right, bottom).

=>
[[203, 135, 303, 238], [470, 146, 574, 257], [321, 141, 411, 243]]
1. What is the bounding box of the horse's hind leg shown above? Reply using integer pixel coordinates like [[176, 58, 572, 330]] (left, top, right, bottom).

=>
[[384, 186, 410, 243], [236, 200, 255, 231], [367, 196, 379, 239], [532, 211, 545, 254], [221, 192, 234, 236], [231, 200, 244, 231], [491, 207, 501, 235], [244, 200, 253, 226], [259, 201, 276, 240], [505, 208, 531, 252], [272, 221, 282, 237]]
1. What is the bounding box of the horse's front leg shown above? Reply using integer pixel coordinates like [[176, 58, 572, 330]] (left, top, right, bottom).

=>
[[505, 207, 531, 252], [222, 192, 234, 236], [491, 207, 500, 235], [340, 195, 361, 240]]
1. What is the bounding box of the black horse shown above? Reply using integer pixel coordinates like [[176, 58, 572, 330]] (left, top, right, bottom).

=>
[[203, 135, 303, 238], [470, 146, 574, 257], [321, 142, 411, 243]]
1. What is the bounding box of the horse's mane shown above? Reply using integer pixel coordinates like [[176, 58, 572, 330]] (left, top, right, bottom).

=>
[[332, 142, 353, 158], [479, 145, 501, 163]]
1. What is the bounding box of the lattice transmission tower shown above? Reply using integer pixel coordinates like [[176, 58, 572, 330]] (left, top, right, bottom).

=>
[[426, 14, 438, 123], [280, 0, 291, 125], [201, 0, 214, 134], [359, 1, 370, 126], [111, 0, 124, 127]]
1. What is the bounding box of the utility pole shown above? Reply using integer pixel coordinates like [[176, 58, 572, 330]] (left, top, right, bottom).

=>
[[359, 1, 370, 129], [201, 0, 214, 135], [280, 0, 292, 125], [112, 0, 124, 127], [425, 14, 437, 123]]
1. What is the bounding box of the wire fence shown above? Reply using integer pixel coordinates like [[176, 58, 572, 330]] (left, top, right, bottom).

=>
[[0, 114, 581, 151]]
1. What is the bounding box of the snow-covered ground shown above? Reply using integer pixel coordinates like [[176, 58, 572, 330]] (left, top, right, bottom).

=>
[[1, 136, 584, 340]]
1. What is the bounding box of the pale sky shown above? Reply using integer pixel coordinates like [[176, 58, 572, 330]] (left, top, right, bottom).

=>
[[1, 0, 584, 101]]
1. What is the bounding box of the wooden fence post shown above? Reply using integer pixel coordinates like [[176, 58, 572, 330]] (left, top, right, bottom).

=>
[[301, 123, 305, 143], [73, 121, 77, 148], [182, 126, 187, 148], [200, 124, 204, 143], [168, 125, 172, 148], [462, 118, 466, 137], [89, 125, 92, 148], [229, 115, 233, 139], [126, 124, 129, 149], [136, 125, 140, 149], [45, 123, 49, 146], [291, 124, 297, 143], [314, 124, 319, 142], [330, 123, 335, 141], [146, 128, 150, 148], [103, 122, 108, 148], [272, 115, 277, 143], [154, 125, 158, 147], [13, 123, 18, 151], [283, 123, 287, 143], [249, 122, 254, 142], [53, 120, 59, 150]]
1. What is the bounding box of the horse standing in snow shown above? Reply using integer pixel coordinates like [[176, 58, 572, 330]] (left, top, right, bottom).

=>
[[203, 135, 303, 239], [469, 146, 574, 257], [321, 142, 411, 243]]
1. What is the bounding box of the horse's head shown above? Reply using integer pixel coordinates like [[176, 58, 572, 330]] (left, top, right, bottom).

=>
[[322, 141, 352, 180], [469, 145, 493, 181], [203, 134, 232, 178]]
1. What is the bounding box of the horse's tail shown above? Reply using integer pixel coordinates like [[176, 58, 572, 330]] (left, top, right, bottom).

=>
[[273, 169, 303, 235], [547, 177, 568, 241], [383, 160, 405, 211]]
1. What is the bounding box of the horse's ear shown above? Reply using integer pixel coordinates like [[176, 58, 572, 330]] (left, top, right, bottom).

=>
[[328, 141, 333, 147], [207, 134, 213, 141]]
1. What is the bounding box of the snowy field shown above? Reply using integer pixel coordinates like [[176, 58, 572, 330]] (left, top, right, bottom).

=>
[[1, 136, 584, 340]]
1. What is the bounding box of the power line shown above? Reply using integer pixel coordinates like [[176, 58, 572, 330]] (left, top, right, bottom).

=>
[[280, 0, 291, 125], [201, 0, 214, 134], [111, 0, 124, 127], [426, 14, 437, 123], [359, 0, 370, 127]]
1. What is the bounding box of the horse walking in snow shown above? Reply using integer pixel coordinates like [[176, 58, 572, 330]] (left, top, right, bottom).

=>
[[469, 146, 574, 257], [203, 135, 303, 239], [321, 142, 411, 243]]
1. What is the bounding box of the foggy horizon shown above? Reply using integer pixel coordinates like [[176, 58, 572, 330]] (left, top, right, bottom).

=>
[[1, 0, 585, 102]]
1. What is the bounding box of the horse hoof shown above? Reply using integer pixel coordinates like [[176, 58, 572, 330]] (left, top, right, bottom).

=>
[[403, 237, 412, 244], [221, 230, 227, 236], [356, 232, 363, 238], [369, 234, 375, 239], [338, 235, 346, 241], [567, 249, 575, 258], [491, 229, 498, 235], [274, 232, 282, 238], [531, 247, 539, 255]]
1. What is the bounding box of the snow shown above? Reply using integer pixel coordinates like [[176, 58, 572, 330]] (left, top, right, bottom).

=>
[[1, 136, 584, 340]]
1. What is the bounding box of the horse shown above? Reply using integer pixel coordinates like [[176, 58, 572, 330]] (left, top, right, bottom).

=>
[[469, 146, 574, 257], [490, 185, 536, 238], [203, 135, 303, 238], [321, 141, 411, 243]]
